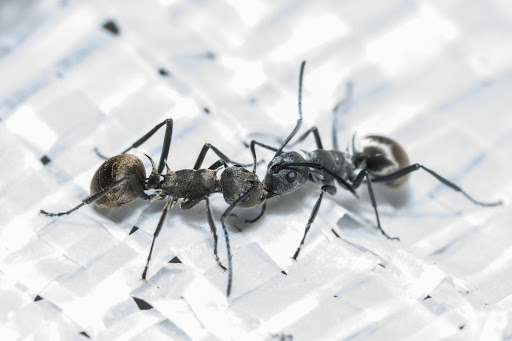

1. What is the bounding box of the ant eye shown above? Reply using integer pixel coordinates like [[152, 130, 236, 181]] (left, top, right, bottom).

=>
[[286, 171, 297, 183]]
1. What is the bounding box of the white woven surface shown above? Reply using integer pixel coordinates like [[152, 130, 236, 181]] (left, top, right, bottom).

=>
[[1, 1, 511, 340]]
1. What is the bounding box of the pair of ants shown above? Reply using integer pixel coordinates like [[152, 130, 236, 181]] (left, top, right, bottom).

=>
[[41, 61, 502, 297]]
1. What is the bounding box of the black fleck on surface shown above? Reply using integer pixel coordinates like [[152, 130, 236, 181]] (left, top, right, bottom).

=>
[[133, 297, 153, 310], [102, 19, 120, 35], [281, 270, 287, 275], [169, 256, 182, 264], [423, 295, 432, 300], [40, 155, 51, 165], [79, 331, 90, 338], [34, 295, 43, 302], [158, 67, 171, 77], [203, 51, 216, 60], [331, 228, 340, 238], [129, 226, 139, 235], [203, 107, 211, 114]]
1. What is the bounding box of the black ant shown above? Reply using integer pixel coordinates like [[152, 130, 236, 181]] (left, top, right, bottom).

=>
[[239, 60, 502, 260], [41, 118, 267, 297]]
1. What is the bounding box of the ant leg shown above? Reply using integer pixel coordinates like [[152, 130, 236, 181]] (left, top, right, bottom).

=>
[[205, 197, 227, 271], [208, 160, 228, 170], [331, 81, 353, 151], [249, 140, 279, 172], [351, 169, 399, 240], [245, 199, 267, 224], [293, 185, 336, 260], [95, 119, 173, 174], [221, 181, 258, 296], [180, 195, 207, 210], [142, 196, 177, 281], [177, 195, 226, 271], [40, 175, 149, 217], [286, 127, 324, 149], [193, 143, 254, 170], [371, 163, 503, 207]]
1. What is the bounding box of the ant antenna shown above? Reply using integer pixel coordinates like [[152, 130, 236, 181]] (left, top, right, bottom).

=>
[[274, 60, 306, 157]]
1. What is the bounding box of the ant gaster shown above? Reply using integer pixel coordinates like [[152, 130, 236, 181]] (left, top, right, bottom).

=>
[[41, 118, 266, 296], [245, 61, 502, 260]]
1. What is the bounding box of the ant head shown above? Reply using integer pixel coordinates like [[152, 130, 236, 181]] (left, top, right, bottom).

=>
[[353, 135, 410, 187], [220, 166, 267, 208], [264, 152, 309, 197]]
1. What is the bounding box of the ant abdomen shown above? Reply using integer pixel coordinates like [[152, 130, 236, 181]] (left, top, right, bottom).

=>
[[357, 135, 411, 187], [90, 154, 146, 208]]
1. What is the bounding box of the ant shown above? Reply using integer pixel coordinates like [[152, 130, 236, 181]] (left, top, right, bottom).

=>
[[238, 60, 502, 260], [41, 118, 267, 297]]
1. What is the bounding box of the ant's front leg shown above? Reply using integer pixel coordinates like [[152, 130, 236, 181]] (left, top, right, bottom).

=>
[[293, 185, 336, 260], [205, 197, 227, 271]]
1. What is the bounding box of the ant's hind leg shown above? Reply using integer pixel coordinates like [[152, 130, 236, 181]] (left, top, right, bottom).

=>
[[95, 119, 173, 174], [371, 163, 503, 207], [142, 196, 177, 281], [351, 169, 399, 240], [205, 197, 227, 271], [40, 175, 150, 217], [293, 185, 336, 260]]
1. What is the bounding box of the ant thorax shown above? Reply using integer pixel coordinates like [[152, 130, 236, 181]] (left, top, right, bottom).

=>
[[220, 166, 266, 208], [160, 169, 221, 199]]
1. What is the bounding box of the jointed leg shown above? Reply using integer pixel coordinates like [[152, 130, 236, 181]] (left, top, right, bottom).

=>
[[371, 163, 502, 207], [95, 118, 173, 174], [142, 196, 177, 280], [40, 175, 150, 217], [351, 169, 399, 240], [193, 143, 254, 170], [208, 160, 229, 170], [221, 181, 259, 296], [205, 197, 227, 271], [293, 185, 336, 260], [249, 140, 279, 172], [245, 199, 267, 224]]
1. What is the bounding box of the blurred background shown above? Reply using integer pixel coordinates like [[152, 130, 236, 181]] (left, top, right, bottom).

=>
[[1, 0, 511, 340]]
